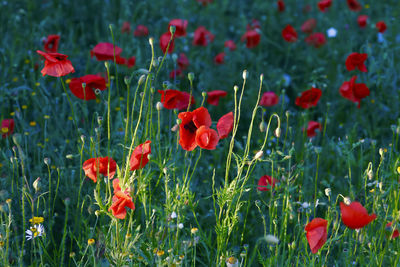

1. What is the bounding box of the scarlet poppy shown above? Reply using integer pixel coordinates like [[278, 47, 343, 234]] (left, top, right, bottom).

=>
[[82, 157, 117, 183], [305, 218, 328, 254], [241, 30, 261, 48], [43, 34, 60, 53], [282, 25, 298, 42], [36, 50, 75, 77], [224, 40, 237, 51], [195, 126, 219, 150], [357, 15, 368, 28], [109, 180, 135, 220], [158, 89, 195, 110], [160, 32, 175, 54], [129, 140, 151, 171], [121, 21, 131, 33], [259, 92, 279, 107], [193, 26, 214, 46], [90, 42, 123, 61], [305, 33, 326, 48], [347, 0, 362, 11], [168, 19, 188, 37], [277, 0, 285, 12], [339, 76, 369, 108], [295, 87, 322, 109], [177, 53, 189, 70], [246, 19, 261, 31], [214, 52, 225, 65], [306, 121, 322, 137], [340, 201, 376, 229], [301, 19, 317, 34], [207, 90, 227, 106], [386, 222, 399, 239], [134, 25, 149, 37], [318, 0, 332, 12], [345, 53, 368, 72], [126, 56, 136, 68], [178, 107, 212, 151], [170, 68, 183, 79], [376, 21, 387, 33], [257, 175, 278, 191], [69, 74, 107, 100], [217, 112, 234, 139], [1, 119, 15, 138], [115, 55, 126, 65]]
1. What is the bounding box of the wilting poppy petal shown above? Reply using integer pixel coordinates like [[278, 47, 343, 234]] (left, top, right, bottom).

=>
[[129, 140, 151, 171], [217, 112, 234, 139], [305, 218, 328, 254], [69, 74, 107, 100], [37, 50, 75, 77], [90, 42, 123, 61], [207, 90, 227, 106]]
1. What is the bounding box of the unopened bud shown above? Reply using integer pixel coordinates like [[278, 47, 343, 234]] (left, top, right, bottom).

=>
[[97, 116, 103, 125], [44, 158, 51, 165], [138, 74, 146, 85], [254, 150, 263, 160], [274, 127, 281, 138], [260, 73, 264, 82], [156, 102, 163, 111], [171, 124, 179, 132], [80, 135, 85, 143], [259, 122, 266, 132], [324, 188, 331, 197], [124, 76, 131, 85], [233, 85, 239, 92], [343, 196, 351, 205], [242, 70, 248, 80], [176, 118, 182, 125], [169, 25, 176, 35], [33, 177, 40, 192], [188, 72, 195, 83], [66, 154, 74, 159], [148, 37, 154, 46]]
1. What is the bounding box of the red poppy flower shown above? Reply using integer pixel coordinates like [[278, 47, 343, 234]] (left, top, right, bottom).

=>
[[295, 87, 322, 109], [217, 112, 234, 139], [170, 68, 183, 79], [193, 26, 214, 46], [82, 157, 117, 183], [257, 175, 278, 191], [277, 0, 285, 12], [90, 42, 123, 61], [109, 181, 135, 220], [126, 56, 136, 68], [259, 91, 279, 107], [357, 15, 368, 28], [158, 89, 195, 110], [282, 25, 298, 42], [168, 19, 188, 38], [214, 53, 225, 65], [43, 34, 60, 53], [134, 25, 149, 37], [306, 121, 322, 137], [305, 33, 326, 48], [386, 222, 399, 239], [376, 21, 387, 33], [177, 53, 189, 70], [318, 0, 332, 12], [347, 0, 362, 11], [339, 76, 369, 108], [340, 201, 376, 229], [301, 18, 317, 34], [195, 126, 219, 150], [1, 119, 14, 138], [207, 90, 227, 106], [36, 50, 75, 77], [69, 75, 106, 100], [305, 218, 328, 254], [129, 140, 151, 171], [121, 21, 131, 33], [246, 19, 261, 31], [345, 53, 368, 72], [224, 40, 237, 51], [177, 91, 196, 110], [241, 30, 261, 48], [160, 32, 175, 54], [178, 107, 212, 151]]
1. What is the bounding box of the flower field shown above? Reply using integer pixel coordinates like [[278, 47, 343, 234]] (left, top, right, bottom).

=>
[[0, 0, 399, 266]]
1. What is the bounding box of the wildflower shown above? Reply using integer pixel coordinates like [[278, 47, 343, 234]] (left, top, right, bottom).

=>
[[88, 238, 95, 245], [339, 76, 369, 108], [36, 50, 75, 77], [26, 224, 44, 240], [357, 15, 368, 28], [386, 222, 399, 239], [43, 34, 60, 53], [168, 19, 188, 37], [347, 0, 362, 12], [134, 25, 149, 37], [259, 92, 279, 107], [193, 26, 214, 46], [318, 0, 332, 12], [160, 32, 175, 54], [301, 18, 317, 34], [305, 218, 328, 253], [82, 157, 117, 183], [241, 30, 261, 48], [195, 126, 219, 150], [345, 53, 368, 72], [224, 40, 236, 51], [207, 90, 227, 106], [1, 119, 14, 138], [69, 75, 107, 100], [376, 21, 387, 33], [158, 89, 195, 110], [214, 52, 225, 64], [29, 216, 44, 225], [282, 25, 298, 42], [217, 112, 234, 139], [177, 53, 189, 70], [109, 179, 135, 219], [191, 227, 198, 234], [126, 56, 136, 68], [340, 201, 376, 229], [257, 175, 278, 191], [265, 234, 279, 244], [170, 211, 177, 219], [121, 21, 131, 33], [170, 68, 183, 79], [295, 87, 322, 109], [178, 223, 184, 229], [129, 140, 151, 171], [306, 121, 322, 137], [226, 257, 239, 267], [156, 250, 165, 257], [277, 0, 285, 12], [305, 33, 326, 48], [326, 27, 337, 38], [90, 42, 123, 61]]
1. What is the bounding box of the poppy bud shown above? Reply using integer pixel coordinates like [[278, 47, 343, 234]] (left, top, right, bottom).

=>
[[242, 70, 248, 80], [124, 76, 131, 85], [138, 74, 146, 85], [343, 196, 351, 205], [149, 37, 154, 46], [64, 197, 71, 206], [259, 122, 266, 132], [254, 150, 263, 160], [44, 158, 51, 165], [324, 188, 331, 197], [33, 177, 40, 192], [104, 61, 110, 69], [379, 148, 384, 157], [260, 73, 264, 82], [156, 102, 163, 111], [234, 85, 239, 92], [169, 25, 176, 36], [275, 127, 281, 138], [188, 72, 195, 83], [66, 154, 73, 159], [176, 118, 182, 125], [171, 124, 179, 132]]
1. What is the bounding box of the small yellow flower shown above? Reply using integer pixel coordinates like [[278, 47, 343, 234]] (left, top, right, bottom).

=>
[[24, 132, 30, 136], [384, 148, 387, 153], [156, 250, 165, 257], [22, 105, 28, 109], [31, 92, 36, 96], [179, 255, 185, 259], [37, 142, 43, 147], [6, 199, 11, 204], [365, 4, 370, 8], [69, 252, 76, 257], [1, 128, 9, 134], [110, 75, 115, 80], [12, 77, 18, 82], [125, 233, 132, 238], [191, 227, 198, 234], [25, 59, 30, 64], [68, 116, 73, 121], [29, 216, 44, 225], [51, 165, 56, 170], [44, 115, 50, 119], [371, 99, 375, 104], [115, 107, 121, 111], [227, 256, 238, 264], [10, 112, 15, 116], [65, 79, 71, 84], [30, 121, 37, 126], [88, 238, 95, 245], [35, 82, 40, 87], [397, 166, 400, 174], [0, 240, 4, 247]]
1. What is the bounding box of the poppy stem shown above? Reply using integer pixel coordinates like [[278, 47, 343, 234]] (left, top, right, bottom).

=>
[[59, 78, 78, 130]]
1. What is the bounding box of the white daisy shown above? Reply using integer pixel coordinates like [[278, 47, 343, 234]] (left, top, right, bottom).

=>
[[26, 224, 44, 240], [326, 27, 337, 38]]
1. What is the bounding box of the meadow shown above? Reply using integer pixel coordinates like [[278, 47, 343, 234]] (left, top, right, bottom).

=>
[[0, 0, 399, 266]]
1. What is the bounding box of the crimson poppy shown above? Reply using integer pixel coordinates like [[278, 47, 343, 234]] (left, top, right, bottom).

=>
[[357, 15, 368, 28], [90, 42, 123, 61], [214, 52, 225, 65], [305, 218, 328, 254], [306, 121, 322, 137], [295, 87, 322, 109], [177, 53, 189, 70], [340, 201, 376, 229], [339, 76, 369, 108], [168, 19, 188, 37], [305, 33, 326, 48], [69, 74, 107, 100], [109, 180, 135, 220], [82, 157, 116, 183], [43, 34, 60, 53], [129, 140, 151, 171], [126, 56, 136, 68], [259, 92, 279, 107], [345, 53, 368, 72], [195, 126, 219, 150], [318, 0, 332, 12], [176, 91, 196, 110], [217, 112, 234, 139], [170, 68, 183, 79], [1, 119, 14, 138], [347, 0, 362, 11], [158, 89, 195, 110], [36, 50, 75, 77], [207, 90, 227, 106], [257, 175, 278, 191], [282, 25, 298, 42], [246, 19, 261, 31], [224, 40, 237, 51], [193, 26, 214, 46], [121, 21, 131, 33], [376, 21, 387, 33], [386, 222, 399, 239], [178, 107, 212, 151], [277, 0, 285, 12], [301, 19, 317, 34], [160, 32, 175, 54], [134, 25, 149, 37], [241, 30, 261, 48]]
